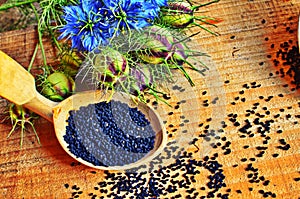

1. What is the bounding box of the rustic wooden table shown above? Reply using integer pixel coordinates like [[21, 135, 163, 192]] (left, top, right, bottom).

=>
[[0, 1, 300, 198]]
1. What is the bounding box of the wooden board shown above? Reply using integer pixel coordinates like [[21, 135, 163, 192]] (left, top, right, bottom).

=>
[[0, 0, 300, 198]]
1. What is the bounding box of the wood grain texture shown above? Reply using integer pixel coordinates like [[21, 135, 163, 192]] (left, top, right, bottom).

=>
[[0, 0, 300, 199]]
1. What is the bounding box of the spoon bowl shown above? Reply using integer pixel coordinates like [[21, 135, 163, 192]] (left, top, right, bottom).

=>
[[53, 90, 166, 170], [0, 50, 167, 170]]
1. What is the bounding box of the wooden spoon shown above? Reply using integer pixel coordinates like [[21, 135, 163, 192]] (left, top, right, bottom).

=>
[[0, 50, 167, 170]]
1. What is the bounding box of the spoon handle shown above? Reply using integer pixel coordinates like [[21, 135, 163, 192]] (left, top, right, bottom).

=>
[[0, 50, 57, 122]]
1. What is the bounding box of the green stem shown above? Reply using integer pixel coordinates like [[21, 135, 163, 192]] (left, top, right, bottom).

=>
[[48, 27, 62, 52], [192, 22, 219, 36], [0, 0, 39, 11], [193, 0, 220, 10], [30, 3, 49, 73], [28, 43, 39, 72]]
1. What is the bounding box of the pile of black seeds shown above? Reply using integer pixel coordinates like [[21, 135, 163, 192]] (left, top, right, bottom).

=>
[[272, 41, 300, 90], [283, 45, 300, 89], [64, 100, 156, 167], [87, 150, 227, 199]]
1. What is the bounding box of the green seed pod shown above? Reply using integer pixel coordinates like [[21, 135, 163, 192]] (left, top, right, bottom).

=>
[[7, 103, 40, 147], [160, 2, 194, 28], [134, 26, 188, 65], [60, 51, 82, 77], [161, 13, 193, 28], [160, 1, 221, 35], [129, 65, 153, 92], [129, 26, 207, 87], [41, 72, 75, 101], [9, 104, 26, 121], [92, 49, 129, 82]]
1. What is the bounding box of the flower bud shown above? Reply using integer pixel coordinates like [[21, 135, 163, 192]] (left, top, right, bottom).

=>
[[41, 72, 75, 101], [160, 1, 221, 35], [9, 104, 31, 121], [161, 2, 194, 28], [135, 26, 188, 65], [129, 66, 153, 92], [92, 49, 129, 83], [7, 103, 39, 147], [60, 51, 83, 77], [130, 26, 206, 87]]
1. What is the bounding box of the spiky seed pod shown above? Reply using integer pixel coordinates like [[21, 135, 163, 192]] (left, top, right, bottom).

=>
[[41, 72, 75, 101], [118, 64, 169, 104], [160, 1, 221, 35], [95, 50, 128, 79], [89, 49, 129, 87], [133, 26, 188, 65], [60, 50, 83, 77], [160, 2, 194, 28], [129, 26, 203, 86], [129, 66, 153, 92], [9, 104, 29, 121], [6, 104, 40, 147]]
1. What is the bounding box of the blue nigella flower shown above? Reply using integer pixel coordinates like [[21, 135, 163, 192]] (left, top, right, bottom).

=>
[[59, 1, 111, 52], [59, 0, 163, 51], [102, 0, 160, 33]]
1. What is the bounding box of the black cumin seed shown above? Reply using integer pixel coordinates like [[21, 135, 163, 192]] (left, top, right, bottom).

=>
[[174, 105, 180, 109], [263, 180, 270, 186], [259, 190, 265, 194], [71, 185, 77, 190], [163, 94, 171, 100], [279, 139, 286, 145]]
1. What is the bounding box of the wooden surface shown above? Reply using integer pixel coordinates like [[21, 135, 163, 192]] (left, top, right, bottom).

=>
[[0, 0, 300, 198]]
